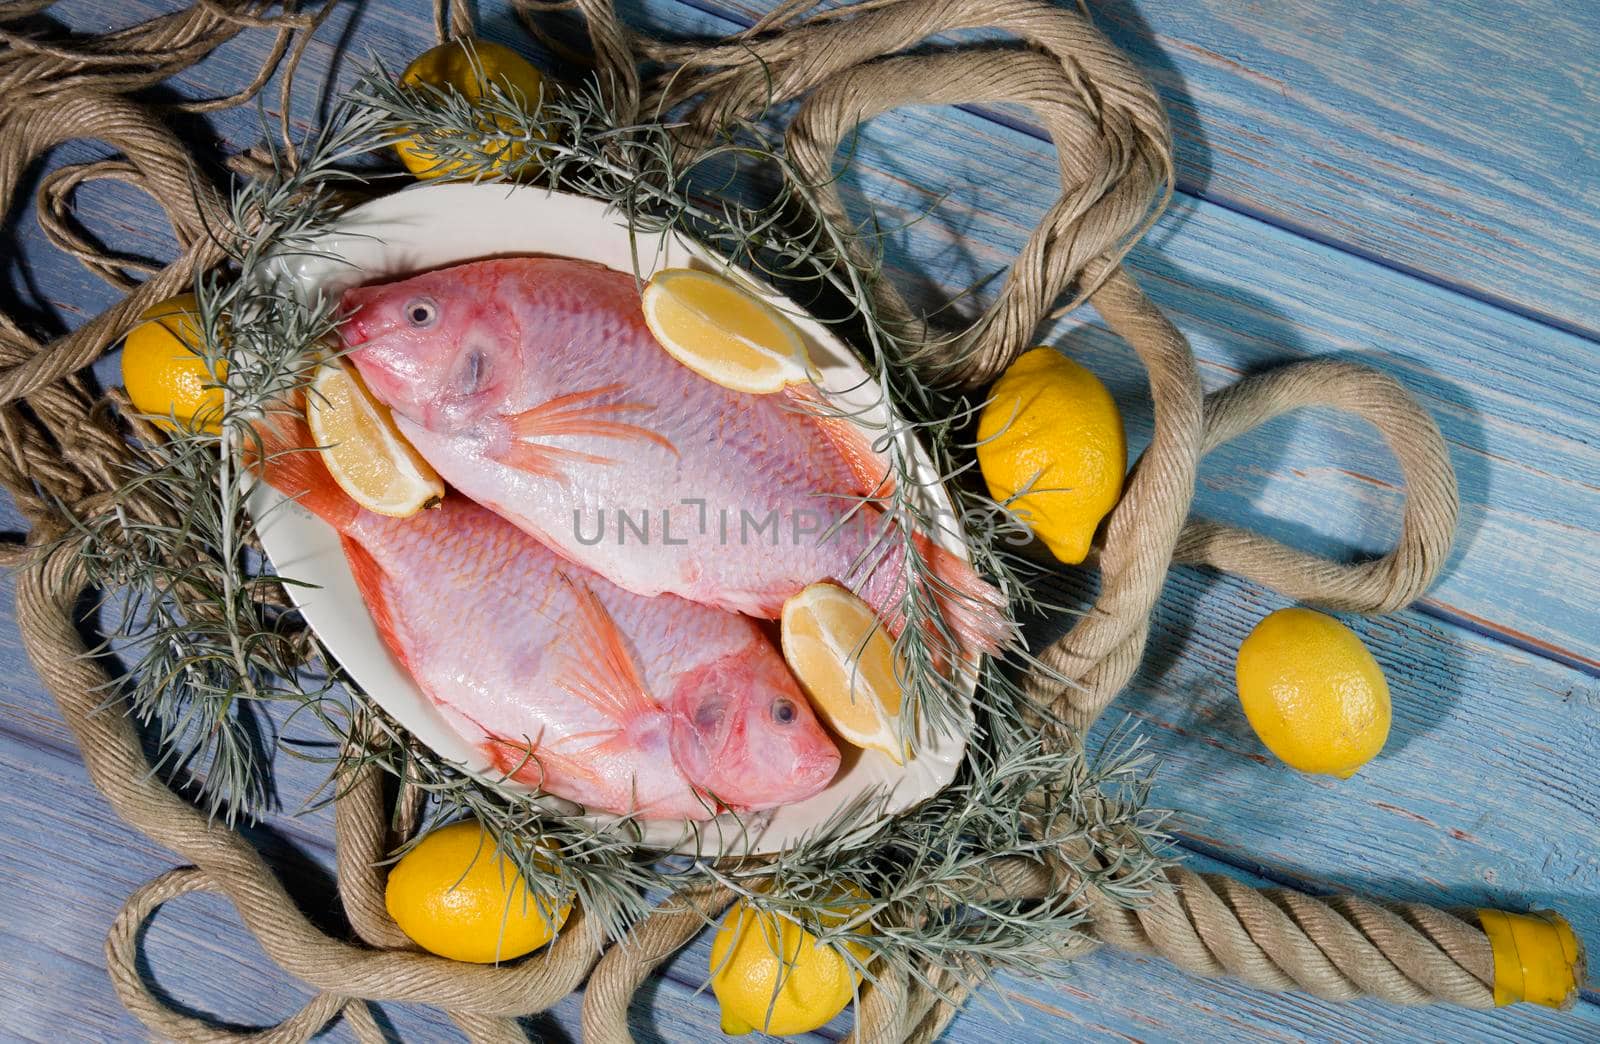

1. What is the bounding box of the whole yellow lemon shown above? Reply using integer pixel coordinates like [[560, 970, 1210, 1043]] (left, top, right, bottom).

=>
[[384, 821, 571, 963], [1235, 608, 1391, 779], [710, 891, 873, 1036], [976, 347, 1126, 564], [395, 38, 548, 180], [121, 292, 225, 433]]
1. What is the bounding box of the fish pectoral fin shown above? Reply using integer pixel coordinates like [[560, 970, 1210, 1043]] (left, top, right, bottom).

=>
[[484, 733, 607, 792], [556, 574, 662, 726], [484, 733, 545, 784], [488, 386, 677, 481], [782, 382, 893, 498], [505, 384, 678, 462], [566, 728, 636, 764], [487, 439, 615, 482]]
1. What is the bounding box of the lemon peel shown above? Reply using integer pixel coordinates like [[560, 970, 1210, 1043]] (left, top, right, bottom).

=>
[[1235, 607, 1391, 779], [710, 887, 873, 1036], [385, 821, 572, 963], [395, 39, 548, 181], [121, 292, 225, 433], [976, 347, 1125, 565]]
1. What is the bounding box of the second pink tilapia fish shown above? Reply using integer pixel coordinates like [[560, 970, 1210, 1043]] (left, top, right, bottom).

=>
[[339, 257, 1010, 653], [260, 418, 839, 820]]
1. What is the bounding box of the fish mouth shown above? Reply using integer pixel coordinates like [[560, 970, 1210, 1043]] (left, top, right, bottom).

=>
[[796, 743, 842, 793], [339, 310, 370, 347], [337, 287, 375, 347]]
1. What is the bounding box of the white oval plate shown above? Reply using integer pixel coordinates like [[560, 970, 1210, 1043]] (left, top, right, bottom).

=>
[[254, 183, 971, 854]]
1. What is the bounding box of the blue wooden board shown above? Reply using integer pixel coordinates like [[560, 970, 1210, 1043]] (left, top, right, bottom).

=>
[[2, 1, 1597, 1041], [703, 0, 1600, 331], [760, 0, 1600, 338]]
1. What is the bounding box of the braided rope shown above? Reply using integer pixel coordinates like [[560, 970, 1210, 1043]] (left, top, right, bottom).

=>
[[580, 882, 735, 1043], [0, 1, 1509, 1041], [1087, 869, 1493, 1006]]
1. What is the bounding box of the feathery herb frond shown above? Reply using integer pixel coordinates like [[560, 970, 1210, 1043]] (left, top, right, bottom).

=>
[[73, 107, 382, 823]]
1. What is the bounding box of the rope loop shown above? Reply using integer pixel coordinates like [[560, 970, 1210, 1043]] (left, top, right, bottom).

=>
[[105, 866, 380, 1044], [635, 0, 1174, 388], [580, 882, 735, 1043], [1027, 283, 1460, 731], [1176, 358, 1460, 613]]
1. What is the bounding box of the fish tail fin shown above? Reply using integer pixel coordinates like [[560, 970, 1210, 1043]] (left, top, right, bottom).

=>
[[250, 407, 360, 532], [914, 533, 1014, 657]]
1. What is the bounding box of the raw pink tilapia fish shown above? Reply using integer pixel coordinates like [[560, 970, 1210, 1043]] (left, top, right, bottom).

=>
[[339, 257, 1010, 653], [259, 418, 840, 820]]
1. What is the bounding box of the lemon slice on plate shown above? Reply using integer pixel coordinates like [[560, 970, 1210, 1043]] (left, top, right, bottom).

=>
[[306, 359, 444, 517], [780, 581, 908, 764], [640, 267, 810, 394]]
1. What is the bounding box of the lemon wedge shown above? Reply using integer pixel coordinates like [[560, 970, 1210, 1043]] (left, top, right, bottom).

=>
[[780, 582, 907, 764], [305, 359, 444, 517], [640, 267, 810, 394]]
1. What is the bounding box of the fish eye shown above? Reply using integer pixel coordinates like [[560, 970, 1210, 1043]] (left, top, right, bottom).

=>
[[770, 697, 797, 725], [405, 297, 438, 328]]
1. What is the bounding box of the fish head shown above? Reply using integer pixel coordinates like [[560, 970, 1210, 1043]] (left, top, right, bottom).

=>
[[338, 267, 522, 433], [667, 645, 840, 812]]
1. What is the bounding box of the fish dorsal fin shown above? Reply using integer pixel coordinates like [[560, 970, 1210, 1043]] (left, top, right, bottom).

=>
[[491, 384, 678, 482], [555, 574, 660, 725]]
